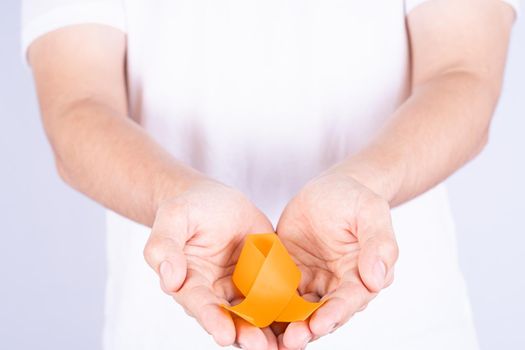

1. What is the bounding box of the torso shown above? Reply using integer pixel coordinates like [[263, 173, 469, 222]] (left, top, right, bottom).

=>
[[103, 1, 479, 349], [125, 0, 410, 220]]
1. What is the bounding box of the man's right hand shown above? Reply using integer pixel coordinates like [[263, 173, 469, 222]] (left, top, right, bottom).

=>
[[28, 25, 277, 349], [144, 179, 277, 350]]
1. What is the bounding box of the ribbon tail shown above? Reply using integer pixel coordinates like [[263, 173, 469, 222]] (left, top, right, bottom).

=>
[[275, 293, 324, 323]]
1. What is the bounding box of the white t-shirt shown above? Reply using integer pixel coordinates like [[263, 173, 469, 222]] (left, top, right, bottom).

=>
[[22, 1, 520, 349]]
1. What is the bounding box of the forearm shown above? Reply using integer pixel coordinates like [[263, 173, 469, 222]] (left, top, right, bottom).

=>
[[332, 71, 498, 206], [46, 99, 206, 226]]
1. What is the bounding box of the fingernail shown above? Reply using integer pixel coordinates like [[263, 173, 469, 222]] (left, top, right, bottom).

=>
[[233, 341, 247, 349], [373, 260, 386, 289], [329, 323, 339, 334], [160, 261, 173, 289]]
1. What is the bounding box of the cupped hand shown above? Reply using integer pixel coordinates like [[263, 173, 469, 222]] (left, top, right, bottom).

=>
[[275, 171, 399, 349], [143, 179, 278, 349]]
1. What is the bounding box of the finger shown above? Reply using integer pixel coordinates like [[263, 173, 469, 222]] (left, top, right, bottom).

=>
[[309, 280, 373, 338], [261, 326, 279, 350], [199, 302, 236, 346], [280, 292, 317, 349], [232, 316, 270, 350], [356, 200, 399, 292], [277, 333, 307, 350], [281, 321, 311, 350], [143, 205, 190, 293], [175, 278, 236, 347], [279, 293, 317, 349], [144, 235, 187, 293], [277, 334, 291, 350], [358, 232, 398, 292], [228, 298, 278, 349]]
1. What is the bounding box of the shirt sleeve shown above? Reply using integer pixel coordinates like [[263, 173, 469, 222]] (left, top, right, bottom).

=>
[[405, 0, 521, 18], [21, 0, 126, 61]]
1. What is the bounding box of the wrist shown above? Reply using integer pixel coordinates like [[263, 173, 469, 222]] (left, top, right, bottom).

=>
[[327, 151, 406, 205], [151, 167, 211, 218]]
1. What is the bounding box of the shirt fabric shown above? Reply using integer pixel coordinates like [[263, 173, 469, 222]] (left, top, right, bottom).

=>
[[22, 1, 520, 349]]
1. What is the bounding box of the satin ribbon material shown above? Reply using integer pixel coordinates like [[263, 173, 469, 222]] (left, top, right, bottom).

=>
[[223, 233, 323, 328]]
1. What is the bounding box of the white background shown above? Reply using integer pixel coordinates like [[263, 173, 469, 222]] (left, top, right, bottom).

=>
[[0, 1, 523, 349]]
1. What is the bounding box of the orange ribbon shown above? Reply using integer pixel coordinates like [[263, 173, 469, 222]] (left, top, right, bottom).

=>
[[223, 233, 323, 328]]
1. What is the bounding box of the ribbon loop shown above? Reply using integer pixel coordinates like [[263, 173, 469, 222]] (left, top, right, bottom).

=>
[[223, 234, 323, 328]]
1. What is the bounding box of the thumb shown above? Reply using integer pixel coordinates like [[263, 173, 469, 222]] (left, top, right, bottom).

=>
[[357, 228, 398, 293], [143, 211, 188, 294]]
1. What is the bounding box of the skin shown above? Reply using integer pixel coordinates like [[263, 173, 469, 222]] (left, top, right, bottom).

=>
[[276, 1, 515, 348], [28, 0, 515, 349]]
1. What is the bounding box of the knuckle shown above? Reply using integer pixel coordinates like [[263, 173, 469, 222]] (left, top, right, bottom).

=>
[[383, 234, 399, 260], [367, 235, 399, 264], [142, 242, 155, 265], [380, 237, 399, 262], [391, 239, 400, 261], [143, 236, 164, 266]]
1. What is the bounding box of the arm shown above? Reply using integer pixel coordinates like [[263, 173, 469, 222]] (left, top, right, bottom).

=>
[[29, 24, 206, 227], [335, 0, 516, 206], [276, 1, 515, 348], [29, 25, 277, 349]]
